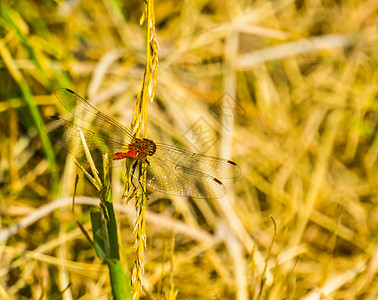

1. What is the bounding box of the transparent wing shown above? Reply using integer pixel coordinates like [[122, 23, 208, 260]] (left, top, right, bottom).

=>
[[145, 154, 226, 198], [42, 116, 128, 167], [54, 88, 133, 142], [154, 143, 241, 179]]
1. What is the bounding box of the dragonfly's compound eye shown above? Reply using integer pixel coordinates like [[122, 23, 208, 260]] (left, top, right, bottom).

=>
[[147, 140, 157, 156], [140, 139, 156, 156]]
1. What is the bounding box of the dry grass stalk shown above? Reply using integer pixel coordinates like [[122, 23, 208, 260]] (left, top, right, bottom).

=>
[[130, 0, 159, 299]]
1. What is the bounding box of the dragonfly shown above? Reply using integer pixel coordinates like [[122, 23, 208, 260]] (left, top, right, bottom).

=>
[[42, 88, 241, 198]]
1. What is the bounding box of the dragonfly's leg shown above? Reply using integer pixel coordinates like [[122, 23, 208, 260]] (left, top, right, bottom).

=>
[[145, 158, 150, 167], [130, 161, 139, 192], [130, 161, 149, 199], [137, 161, 150, 199], [137, 159, 149, 177]]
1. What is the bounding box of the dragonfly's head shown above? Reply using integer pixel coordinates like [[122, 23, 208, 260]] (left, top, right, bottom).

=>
[[142, 139, 156, 156]]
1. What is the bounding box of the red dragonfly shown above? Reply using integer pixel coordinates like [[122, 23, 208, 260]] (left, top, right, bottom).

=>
[[43, 88, 241, 198]]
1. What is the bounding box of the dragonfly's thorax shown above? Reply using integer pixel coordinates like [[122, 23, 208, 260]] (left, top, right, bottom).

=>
[[130, 138, 156, 158], [112, 138, 156, 161]]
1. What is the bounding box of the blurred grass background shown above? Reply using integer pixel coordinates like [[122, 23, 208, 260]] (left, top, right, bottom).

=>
[[1, 0, 378, 299]]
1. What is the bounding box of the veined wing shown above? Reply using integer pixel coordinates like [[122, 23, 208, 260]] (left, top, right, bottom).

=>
[[145, 154, 226, 198], [42, 116, 128, 167], [54, 88, 133, 142], [154, 143, 241, 179]]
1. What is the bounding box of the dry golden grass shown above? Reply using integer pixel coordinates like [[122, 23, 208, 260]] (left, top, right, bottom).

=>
[[1, 0, 378, 299]]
